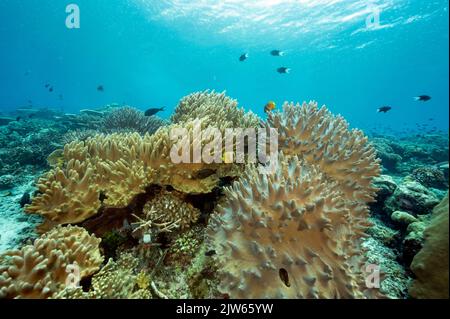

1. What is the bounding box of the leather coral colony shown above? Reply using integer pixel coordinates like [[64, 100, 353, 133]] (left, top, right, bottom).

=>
[[25, 93, 254, 230], [206, 101, 382, 298], [0, 226, 103, 299]]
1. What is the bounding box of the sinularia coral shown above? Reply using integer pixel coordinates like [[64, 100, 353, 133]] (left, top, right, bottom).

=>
[[0, 226, 103, 299], [207, 155, 381, 298], [26, 118, 243, 230], [206, 101, 381, 299], [102, 106, 166, 135], [171, 90, 260, 129], [266, 101, 380, 202]]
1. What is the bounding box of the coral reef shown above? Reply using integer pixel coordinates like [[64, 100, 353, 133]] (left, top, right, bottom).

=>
[[26, 118, 244, 230], [385, 179, 439, 215], [372, 134, 449, 175], [101, 106, 166, 135], [0, 92, 447, 300], [410, 166, 448, 189], [0, 226, 103, 298], [372, 138, 403, 172], [409, 194, 449, 299]]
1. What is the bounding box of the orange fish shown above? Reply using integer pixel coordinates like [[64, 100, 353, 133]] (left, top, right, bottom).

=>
[[264, 101, 276, 113]]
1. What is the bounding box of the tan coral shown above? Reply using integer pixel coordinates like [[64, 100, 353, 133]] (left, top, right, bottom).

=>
[[207, 155, 378, 299], [0, 226, 103, 299], [171, 90, 260, 129], [27, 118, 243, 229], [54, 253, 151, 299], [266, 101, 380, 202]]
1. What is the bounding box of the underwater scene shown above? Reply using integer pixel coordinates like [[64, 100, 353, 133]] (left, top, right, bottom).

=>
[[0, 0, 448, 300]]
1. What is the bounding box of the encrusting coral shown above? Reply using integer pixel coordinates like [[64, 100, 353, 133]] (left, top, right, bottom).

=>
[[207, 101, 382, 298], [409, 193, 449, 299], [0, 226, 103, 299]]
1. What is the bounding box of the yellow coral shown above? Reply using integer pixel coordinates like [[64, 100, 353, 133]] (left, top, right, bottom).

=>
[[0, 226, 103, 299]]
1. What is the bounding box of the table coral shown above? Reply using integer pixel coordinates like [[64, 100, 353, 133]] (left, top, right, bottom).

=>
[[0, 226, 103, 298]]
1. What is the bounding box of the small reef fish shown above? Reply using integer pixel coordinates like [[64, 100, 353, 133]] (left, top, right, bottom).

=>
[[270, 50, 284, 56], [264, 101, 276, 113], [19, 192, 31, 208], [414, 95, 431, 102], [97, 85, 104, 92], [144, 107, 164, 117], [277, 67, 290, 74], [48, 87, 54, 92], [239, 53, 249, 62], [377, 106, 392, 113], [45, 83, 50, 88]]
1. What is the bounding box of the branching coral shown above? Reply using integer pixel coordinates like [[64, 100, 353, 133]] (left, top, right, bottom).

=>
[[171, 90, 260, 129], [62, 129, 99, 144], [102, 106, 166, 135], [143, 190, 200, 230], [0, 226, 103, 299]]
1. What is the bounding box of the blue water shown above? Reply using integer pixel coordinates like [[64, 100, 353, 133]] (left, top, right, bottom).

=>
[[0, 0, 448, 133]]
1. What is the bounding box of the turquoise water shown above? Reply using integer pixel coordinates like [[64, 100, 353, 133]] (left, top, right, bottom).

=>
[[0, 0, 448, 133]]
